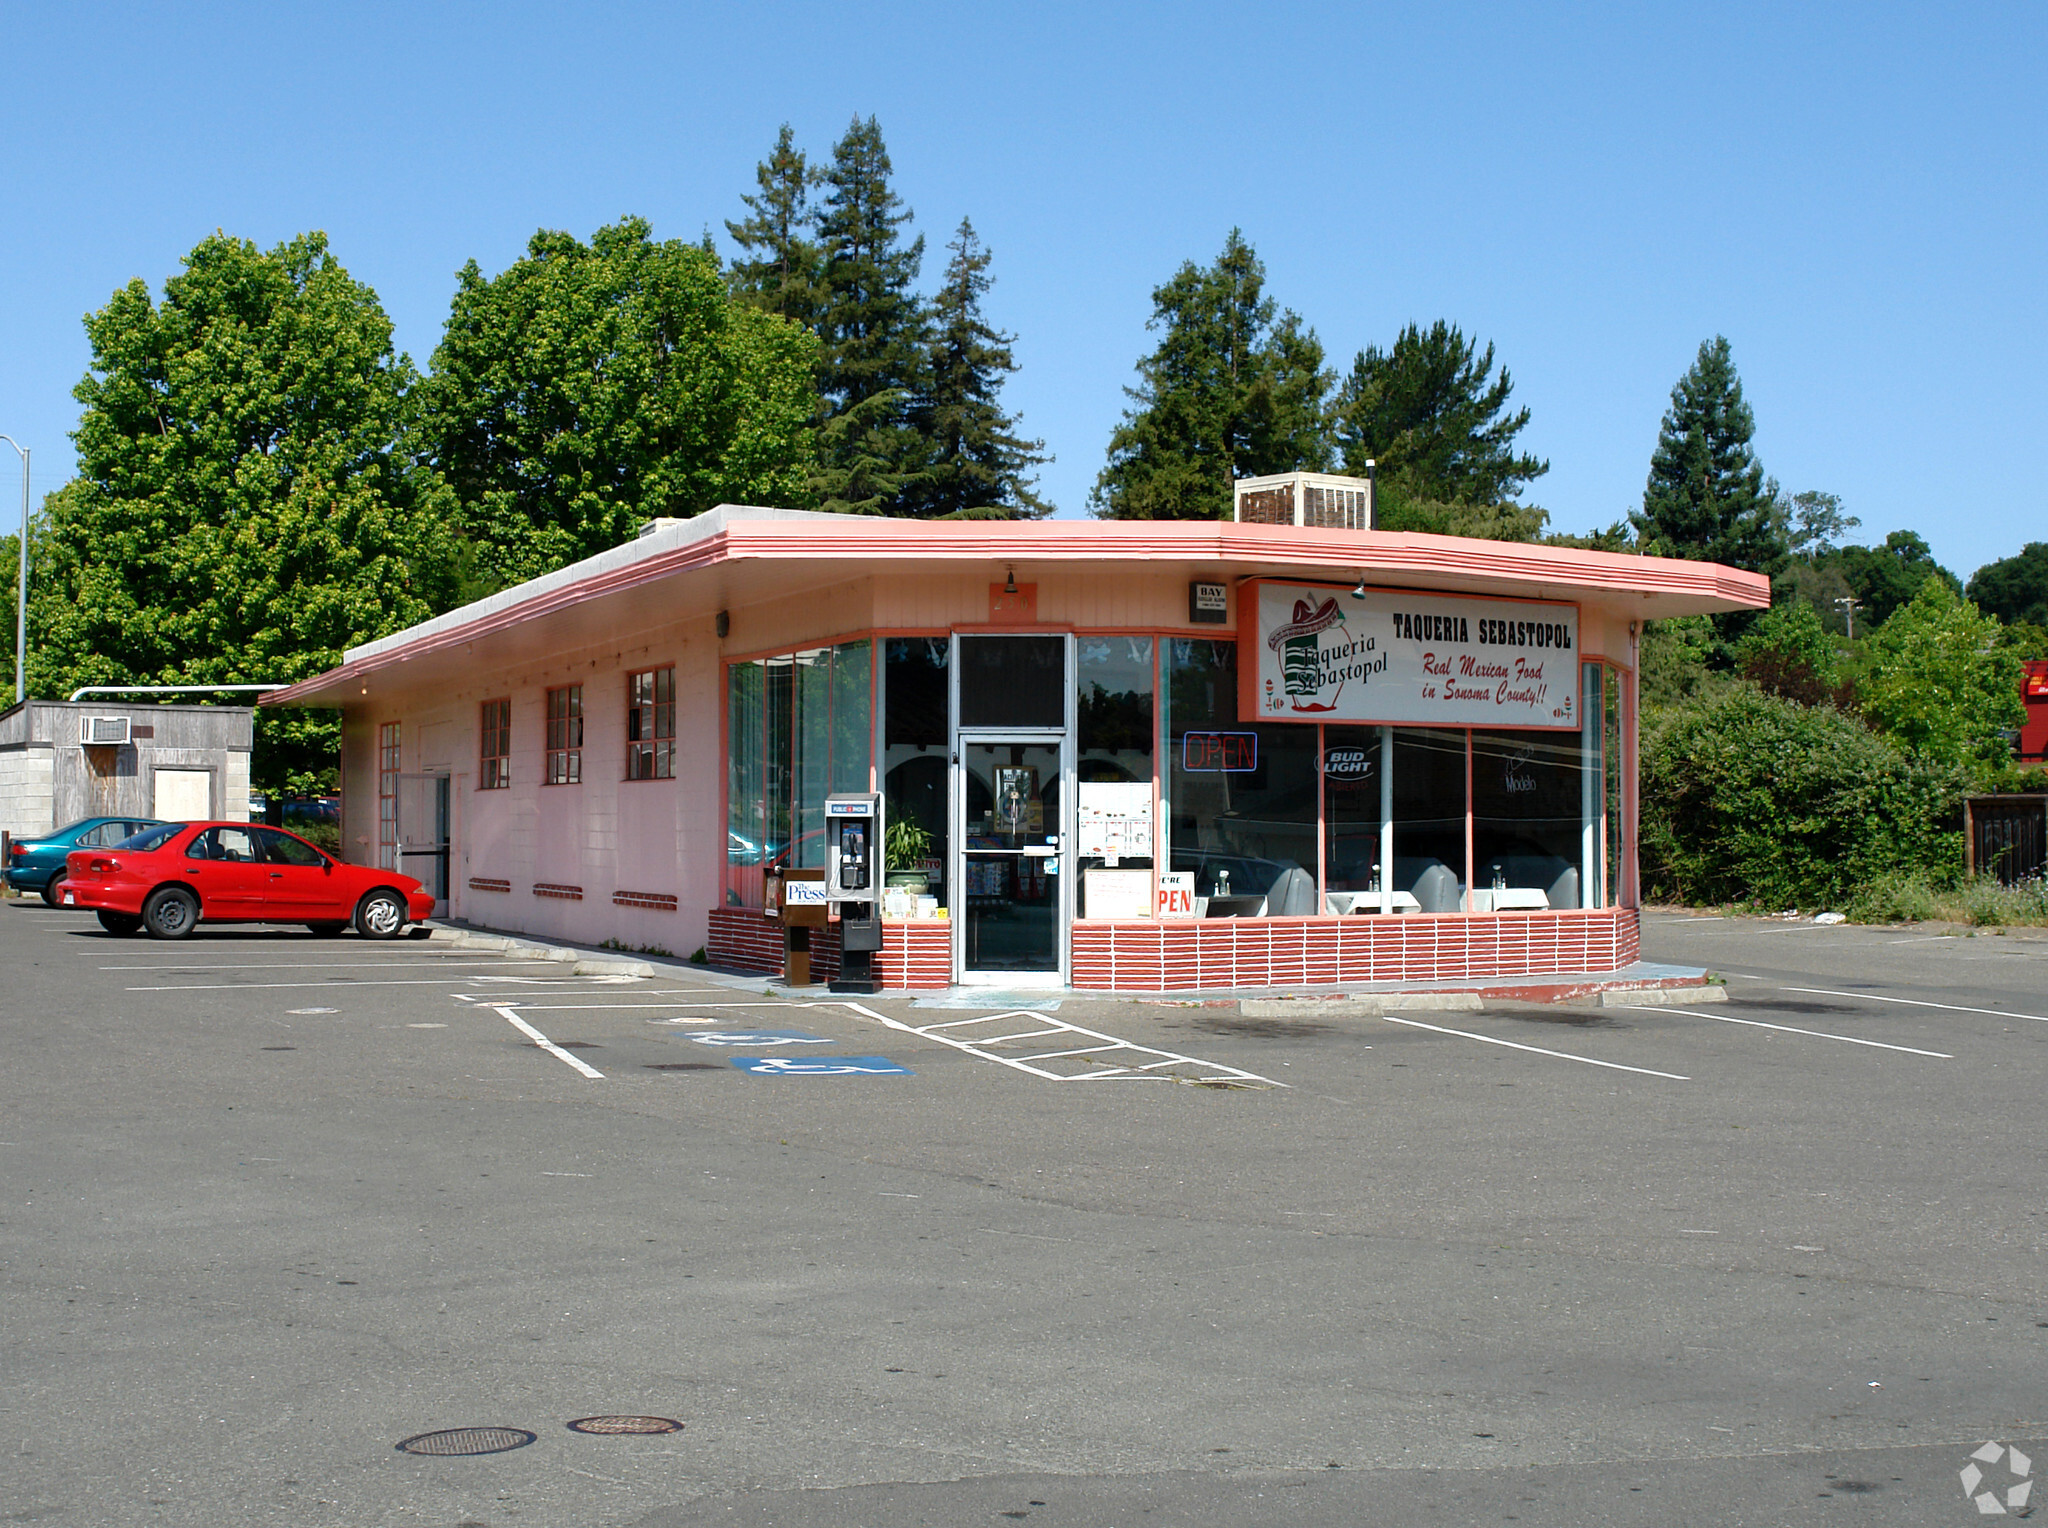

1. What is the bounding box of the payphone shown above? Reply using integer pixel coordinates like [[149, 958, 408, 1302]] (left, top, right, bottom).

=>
[[824, 793, 882, 992]]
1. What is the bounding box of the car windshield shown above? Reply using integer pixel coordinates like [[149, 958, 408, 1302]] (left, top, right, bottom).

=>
[[114, 824, 185, 853]]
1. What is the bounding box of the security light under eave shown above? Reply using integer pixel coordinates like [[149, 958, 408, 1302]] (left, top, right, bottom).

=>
[[1004, 569, 1018, 595]]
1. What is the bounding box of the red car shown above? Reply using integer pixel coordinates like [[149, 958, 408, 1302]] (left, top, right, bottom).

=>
[[63, 821, 436, 941]]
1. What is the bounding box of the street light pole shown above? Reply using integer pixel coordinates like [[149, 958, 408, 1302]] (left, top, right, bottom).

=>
[[0, 435, 26, 707]]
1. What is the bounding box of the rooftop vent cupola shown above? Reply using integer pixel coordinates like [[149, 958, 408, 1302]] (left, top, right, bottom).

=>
[[1232, 469, 1375, 530]]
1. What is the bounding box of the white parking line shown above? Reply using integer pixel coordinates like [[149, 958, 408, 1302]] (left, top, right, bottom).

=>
[[465, 998, 817, 1009], [101, 960, 561, 971], [494, 1006, 605, 1079], [1617, 1004, 1952, 1058], [462, 1002, 785, 1011], [1374, 1014, 1690, 1080], [127, 977, 519, 992], [840, 1001, 1285, 1087], [1782, 986, 2048, 1025]]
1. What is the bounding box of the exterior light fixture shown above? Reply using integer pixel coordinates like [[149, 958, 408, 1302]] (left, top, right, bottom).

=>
[[1004, 569, 1018, 595]]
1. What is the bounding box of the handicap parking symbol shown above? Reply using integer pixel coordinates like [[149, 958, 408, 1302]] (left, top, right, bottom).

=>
[[688, 1030, 835, 1048], [730, 1056, 914, 1076]]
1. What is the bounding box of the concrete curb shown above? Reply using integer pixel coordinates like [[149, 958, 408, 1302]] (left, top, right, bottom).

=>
[[1597, 984, 1729, 1008], [1241, 993, 1484, 1018], [424, 924, 654, 978]]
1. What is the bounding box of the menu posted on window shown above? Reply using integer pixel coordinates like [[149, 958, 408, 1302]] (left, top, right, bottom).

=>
[[1241, 580, 1580, 729], [1077, 781, 1154, 863]]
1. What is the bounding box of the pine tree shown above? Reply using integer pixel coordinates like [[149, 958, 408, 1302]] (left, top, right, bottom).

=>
[[1091, 229, 1331, 520], [812, 115, 929, 513], [1333, 320, 1547, 507], [1632, 336, 1787, 573], [725, 125, 822, 327], [904, 219, 1049, 518]]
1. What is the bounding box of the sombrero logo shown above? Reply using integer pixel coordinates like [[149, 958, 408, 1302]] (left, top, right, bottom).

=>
[[1266, 597, 1384, 714]]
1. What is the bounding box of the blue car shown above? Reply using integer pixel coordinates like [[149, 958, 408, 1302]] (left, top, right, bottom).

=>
[[5, 817, 167, 906]]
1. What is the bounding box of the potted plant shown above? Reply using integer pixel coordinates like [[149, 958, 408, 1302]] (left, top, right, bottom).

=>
[[885, 817, 933, 894]]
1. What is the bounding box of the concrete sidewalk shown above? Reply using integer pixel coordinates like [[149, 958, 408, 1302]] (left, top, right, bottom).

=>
[[425, 918, 1721, 1013]]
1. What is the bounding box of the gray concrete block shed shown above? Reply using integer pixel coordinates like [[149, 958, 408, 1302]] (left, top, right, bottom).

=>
[[0, 700, 253, 839]]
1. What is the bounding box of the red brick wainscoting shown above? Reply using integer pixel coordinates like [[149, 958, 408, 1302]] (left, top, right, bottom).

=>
[[706, 910, 950, 989], [1069, 908, 1641, 991], [710, 909, 1636, 991]]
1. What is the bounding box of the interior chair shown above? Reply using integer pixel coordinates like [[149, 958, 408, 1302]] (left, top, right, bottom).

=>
[[1265, 865, 1318, 917], [1411, 862, 1463, 914], [1391, 856, 1442, 894], [1545, 865, 1582, 909]]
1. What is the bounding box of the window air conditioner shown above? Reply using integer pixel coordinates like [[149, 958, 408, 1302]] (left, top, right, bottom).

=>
[[82, 716, 132, 746]]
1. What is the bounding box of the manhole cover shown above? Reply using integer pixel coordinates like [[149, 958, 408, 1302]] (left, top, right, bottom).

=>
[[567, 1415, 684, 1435], [395, 1427, 537, 1456]]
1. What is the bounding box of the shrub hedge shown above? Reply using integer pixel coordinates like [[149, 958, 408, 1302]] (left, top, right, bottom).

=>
[[1641, 690, 1967, 910]]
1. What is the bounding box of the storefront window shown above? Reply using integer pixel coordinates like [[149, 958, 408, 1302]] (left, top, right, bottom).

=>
[[1391, 728, 1467, 913], [725, 640, 874, 908], [1164, 638, 1318, 915], [1322, 726, 1385, 897], [726, 662, 765, 906], [883, 638, 949, 905], [1473, 728, 1584, 908], [959, 635, 1064, 728], [1077, 636, 1155, 917], [1605, 665, 1625, 907]]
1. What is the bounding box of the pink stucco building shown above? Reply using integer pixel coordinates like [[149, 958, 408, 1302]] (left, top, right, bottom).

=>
[[269, 493, 1767, 990]]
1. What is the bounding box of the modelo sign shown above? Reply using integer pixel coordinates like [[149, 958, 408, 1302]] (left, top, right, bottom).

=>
[[1242, 580, 1579, 728]]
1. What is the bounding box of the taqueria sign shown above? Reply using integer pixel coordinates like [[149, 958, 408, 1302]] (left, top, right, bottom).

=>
[[1240, 581, 1579, 728]]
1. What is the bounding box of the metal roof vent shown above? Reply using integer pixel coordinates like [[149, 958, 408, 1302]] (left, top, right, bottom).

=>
[[1233, 469, 1376, 531]]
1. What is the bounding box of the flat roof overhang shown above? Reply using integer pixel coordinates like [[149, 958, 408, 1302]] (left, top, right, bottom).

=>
[[264, 509, 1770, 709]]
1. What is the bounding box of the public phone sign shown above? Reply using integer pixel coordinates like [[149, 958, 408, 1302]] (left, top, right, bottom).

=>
[[1182, 731, 1258, 772]]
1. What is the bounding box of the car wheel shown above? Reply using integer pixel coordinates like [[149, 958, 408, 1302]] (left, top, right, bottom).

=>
[[306, 921, 349, 937], [142, 886, 200, 940], [355, 888, 407, 940], [96, 910, 142, 936], [40, 872, 66, 908]]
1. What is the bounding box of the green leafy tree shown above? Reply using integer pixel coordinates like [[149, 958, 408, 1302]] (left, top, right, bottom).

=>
[[27, 231, 455, 794], [811, 116, 929, 513], [1641, 689, 1965, 909], [903, 219, 1049, 518], [1632, 336, 1788, 574], [425, 217, 818, 587], [1860, 579, 2025, 767], [1736, 599, 1853, 708], [1091, 229, 1331, 520], [1333, 320, 1548, 523], [1995, 619, 2048, 663], [1827, 530, 1960, 629], [1966, 541, 2048, 629], [1784, 489, 1859, 557], [726, 124, 823, 327]]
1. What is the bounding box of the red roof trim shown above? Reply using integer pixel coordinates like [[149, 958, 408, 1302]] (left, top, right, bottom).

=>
[[264, 521, 1769, 707]]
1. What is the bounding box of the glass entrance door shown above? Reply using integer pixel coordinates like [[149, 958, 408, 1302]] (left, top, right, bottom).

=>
[[958, 738, 1065, 983]]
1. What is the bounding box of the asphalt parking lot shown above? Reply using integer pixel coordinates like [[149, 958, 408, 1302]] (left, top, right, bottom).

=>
[[3, 903, 2045, 1526]]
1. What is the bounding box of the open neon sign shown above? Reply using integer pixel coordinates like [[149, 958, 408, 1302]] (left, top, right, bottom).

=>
[[1182, 731, 1258, 772]]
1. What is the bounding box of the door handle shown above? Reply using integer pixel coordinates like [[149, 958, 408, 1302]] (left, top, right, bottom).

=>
[[270, 872, 284, 880]]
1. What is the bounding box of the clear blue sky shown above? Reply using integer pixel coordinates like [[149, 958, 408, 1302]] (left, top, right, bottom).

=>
[[1, 2, 2040, 580]]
